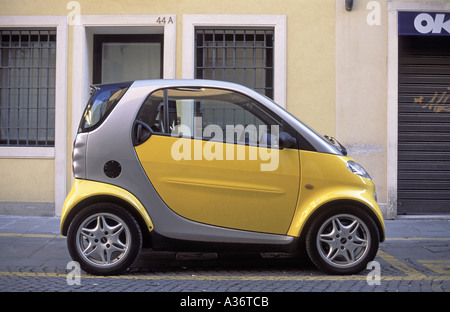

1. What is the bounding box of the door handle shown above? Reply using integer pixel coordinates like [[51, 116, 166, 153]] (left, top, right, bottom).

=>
[[132, 120, 153, 146]]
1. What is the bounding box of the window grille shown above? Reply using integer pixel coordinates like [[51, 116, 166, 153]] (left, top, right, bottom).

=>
[[195, 28, 274, 99], [0, 28, 56, 146]]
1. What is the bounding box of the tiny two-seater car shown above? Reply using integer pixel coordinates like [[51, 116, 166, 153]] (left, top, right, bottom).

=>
[[60, 79, 385, 275]]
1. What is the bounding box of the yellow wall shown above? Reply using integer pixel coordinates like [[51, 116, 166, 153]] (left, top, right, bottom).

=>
[[0, 0, 336, 133], [335, 0, 388, 206], [0, 0, 334, 214], [0, 159, 54, 202], [334, 0, 448, 217]]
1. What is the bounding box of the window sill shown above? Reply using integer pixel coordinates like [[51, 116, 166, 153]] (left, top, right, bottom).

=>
[[0, 147, 55, 159]]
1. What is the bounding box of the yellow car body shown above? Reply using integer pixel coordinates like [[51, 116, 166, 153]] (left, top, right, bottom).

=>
[[61, 179, 154, 234], [61, 151, 383, 237], [61, 150, 384, 240]]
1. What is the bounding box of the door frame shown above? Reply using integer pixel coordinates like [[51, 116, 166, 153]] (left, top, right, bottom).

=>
[[71, 15, 176, 143]]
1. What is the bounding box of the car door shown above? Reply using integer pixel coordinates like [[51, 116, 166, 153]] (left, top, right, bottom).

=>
[[133, 87, 300, 235]]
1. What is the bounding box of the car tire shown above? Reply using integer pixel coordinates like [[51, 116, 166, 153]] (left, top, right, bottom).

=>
[[67, 203, 142, 275], [305, 205, 379, 275]]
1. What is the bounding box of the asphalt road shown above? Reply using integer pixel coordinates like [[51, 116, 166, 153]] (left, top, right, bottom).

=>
[[0, 215, 449, 297]]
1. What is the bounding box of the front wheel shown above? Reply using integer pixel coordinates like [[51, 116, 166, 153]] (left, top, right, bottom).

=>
[[67, 203, 142, 275], [305, 206, 379, 275]]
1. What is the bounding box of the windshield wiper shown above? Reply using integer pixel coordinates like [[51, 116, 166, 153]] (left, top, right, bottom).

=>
[[324, 135, 347, 156]]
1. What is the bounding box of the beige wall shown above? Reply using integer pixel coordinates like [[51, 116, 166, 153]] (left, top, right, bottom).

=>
[[334, 0, 450, 219], [0, 159, 54, 201], [0, 0, 336, 131], [7, 0, 449, 217], [0, 0, 336, 215], [335, 0, 388, 215], [0, 159, 55, 215]]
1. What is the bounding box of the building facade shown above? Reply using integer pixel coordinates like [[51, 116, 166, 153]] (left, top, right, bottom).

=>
[[1, 0, 449, 218]]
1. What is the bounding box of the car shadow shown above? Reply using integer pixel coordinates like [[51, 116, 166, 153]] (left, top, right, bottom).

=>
[[128, 248, 317, 274]]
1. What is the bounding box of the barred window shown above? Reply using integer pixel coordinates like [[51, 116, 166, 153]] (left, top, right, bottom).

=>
[[195, 28, 274, 99], [0, 28, 56, 146]]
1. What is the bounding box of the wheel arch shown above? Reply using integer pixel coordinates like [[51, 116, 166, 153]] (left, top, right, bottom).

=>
[[61, 194, 152, 244], [297, 199, 385, 245]]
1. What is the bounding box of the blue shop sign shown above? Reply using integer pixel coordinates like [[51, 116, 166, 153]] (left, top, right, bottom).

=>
[[399, 11, 450, 36]]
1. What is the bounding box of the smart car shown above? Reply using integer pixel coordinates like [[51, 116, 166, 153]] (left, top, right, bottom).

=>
[[60, 79, 385, 275]]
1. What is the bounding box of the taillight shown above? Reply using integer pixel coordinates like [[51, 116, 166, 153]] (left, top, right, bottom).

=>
[[72, 135, 77, 174], [71, 133, 86, 179]]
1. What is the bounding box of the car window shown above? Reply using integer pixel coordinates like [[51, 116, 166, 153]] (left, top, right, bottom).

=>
[[136, 87, 282, 146], [80, 83, 130, 132], [135, 89, 165, 133]]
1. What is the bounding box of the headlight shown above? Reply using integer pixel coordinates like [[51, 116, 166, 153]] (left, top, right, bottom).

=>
[[347, 161, 372, 180]]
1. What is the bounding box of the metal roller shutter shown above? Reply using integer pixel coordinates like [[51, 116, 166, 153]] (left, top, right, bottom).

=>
[[398, 36, 450, 214]]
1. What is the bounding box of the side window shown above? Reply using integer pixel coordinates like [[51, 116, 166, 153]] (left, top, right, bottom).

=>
[[135, 87, 282, 147], [135, 89, 165, 133], [170, 88, 281, 146]]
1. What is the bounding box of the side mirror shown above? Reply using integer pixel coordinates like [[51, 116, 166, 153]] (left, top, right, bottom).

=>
[[279, 132, 297, 149]]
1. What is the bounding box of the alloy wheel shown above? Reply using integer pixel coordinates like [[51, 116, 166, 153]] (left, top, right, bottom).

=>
[[316, 214, 371, 268]]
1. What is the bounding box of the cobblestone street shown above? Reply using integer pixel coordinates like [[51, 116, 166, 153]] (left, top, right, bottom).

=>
[[0, 216, 449, 294]]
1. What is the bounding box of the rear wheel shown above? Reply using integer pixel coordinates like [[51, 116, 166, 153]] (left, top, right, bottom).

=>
[[67, 203, 142, 275], [305, 206, 379, 275]]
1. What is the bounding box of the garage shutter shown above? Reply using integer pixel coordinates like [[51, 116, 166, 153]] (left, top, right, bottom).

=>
[[398, 36, 450, 214]]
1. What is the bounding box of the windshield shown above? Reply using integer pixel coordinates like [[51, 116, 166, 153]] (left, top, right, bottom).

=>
[[79, 82, 131, 132]]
